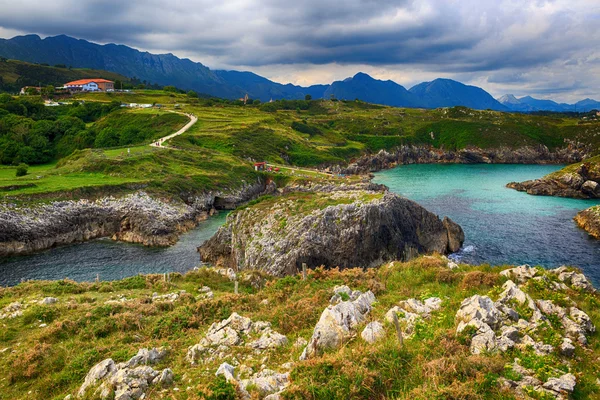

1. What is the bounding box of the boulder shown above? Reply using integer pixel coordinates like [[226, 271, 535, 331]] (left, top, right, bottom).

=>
[[41, 297, 58, 305], [216, 362, 236, 383], [500, 265, 538, 282], [542, 373, 576, 395], [455, 295, 501, 329], [249, 329, 289, 350], [78, 359, 117, 397], [361, 321, 385, 344], [300, 290, 376, 359]]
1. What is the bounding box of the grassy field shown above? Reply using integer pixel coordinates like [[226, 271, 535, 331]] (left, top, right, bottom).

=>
[[2, 92, 599, 200], [0, 256, 599, 399]]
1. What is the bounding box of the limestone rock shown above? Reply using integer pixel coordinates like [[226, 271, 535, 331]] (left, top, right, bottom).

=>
[[78, 359, 117, 397], [542, 373, 576, 395], [216, 362, 236, 383], [300, 290, 376, 360], [559, 338, 576, 357], [41, 297, 58, 305], [199, 191, 464, 276], [456, 295, 501, 329], [249, 329, 288, 350], [500, 265, 538, 282], [361, 321, 385, 344]]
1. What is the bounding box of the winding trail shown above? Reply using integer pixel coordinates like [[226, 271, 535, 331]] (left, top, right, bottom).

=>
[[150, 112, 198, 148]]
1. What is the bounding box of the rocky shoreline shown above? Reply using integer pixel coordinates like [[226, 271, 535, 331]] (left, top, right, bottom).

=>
[[0, 180, 276, 257], [333, 144, 589, 175], [575, 206, 600, 240]]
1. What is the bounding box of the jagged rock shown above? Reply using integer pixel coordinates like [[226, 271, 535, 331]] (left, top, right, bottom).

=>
[[0, 181, 275, 256], [456, 295, 501, 329], [361, 321, 385, 344], [542, 373, 577, 395], [240, 369, 290, 399], [300, 290, 376, 360], [559, 338, 576, 357], [554, 269, 595, 292], [125, 347, 168, 368], [500, 265, 538, 282], [581, 180, 600, 196], [152, 291, 185, 302], [496, 280, 544, 322], [199, 191, 464, 276], [41, 297, 58, 305], [447, 260, 459, 270], [216, 362, 236, 383], [77, 348, 172, 399], [470, 330, 497, 354], [293, 337, 308, 348], [249, 329, 288, 350], [518, 335, 554, 355], [78, 359, 117, 397]]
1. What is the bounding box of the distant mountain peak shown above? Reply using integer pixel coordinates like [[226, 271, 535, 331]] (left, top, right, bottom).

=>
[[498, 94, 521, 104]]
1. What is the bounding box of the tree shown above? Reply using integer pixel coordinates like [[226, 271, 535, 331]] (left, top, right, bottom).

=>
[[305, 94, 312, 101], [163, 86, 177, 93], [94, 128, 120, 148], [15, 163, 28, 177], [187, 90, 198, 98]]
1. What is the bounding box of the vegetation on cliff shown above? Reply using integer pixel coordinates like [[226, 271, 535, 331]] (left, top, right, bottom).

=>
[[1, 256, 599, 399]]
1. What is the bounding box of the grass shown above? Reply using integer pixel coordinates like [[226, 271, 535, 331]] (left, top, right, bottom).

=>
[[1, 256, 599, 399]]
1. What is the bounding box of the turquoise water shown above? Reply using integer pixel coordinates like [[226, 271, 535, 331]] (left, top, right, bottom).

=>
[[373, 164, 600, 283], [0, 212, 229, 287]]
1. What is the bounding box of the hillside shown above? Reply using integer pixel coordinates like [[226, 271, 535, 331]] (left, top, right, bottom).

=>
[[498, 96, 600, 113], [1, 96, 600, 202], [0, 58, 128, 93], [0, 255, 599, 399]]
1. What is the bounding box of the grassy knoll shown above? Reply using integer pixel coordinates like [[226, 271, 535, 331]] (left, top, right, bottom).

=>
[[1, 256, 599, 399]]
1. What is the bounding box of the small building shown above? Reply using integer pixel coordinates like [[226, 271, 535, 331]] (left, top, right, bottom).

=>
[[254, 162, 267, 171], [64, 79, 114, 92]]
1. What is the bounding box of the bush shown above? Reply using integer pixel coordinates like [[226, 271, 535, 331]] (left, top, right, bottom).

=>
[[15, 163, 28, 176]]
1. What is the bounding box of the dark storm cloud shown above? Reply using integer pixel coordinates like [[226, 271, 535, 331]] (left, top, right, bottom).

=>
[[0, 0, 598, 101]]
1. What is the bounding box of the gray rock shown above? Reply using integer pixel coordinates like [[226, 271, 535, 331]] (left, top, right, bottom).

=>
[[215, 362, 236, 383], [456, 295, 501, 329], [199, 191, 464, 277], [542, 373, 576, 394], [249, 328, 288, 350], [78, 359, 117, 397], [361, 321, 385, 344], [500, 265, 537, 282], [300, 290, 376, 360], [41, 297, 58, 305], [559, 338, 576, 357], [470, 331, 497, 354], [125, 347, 168, 368]]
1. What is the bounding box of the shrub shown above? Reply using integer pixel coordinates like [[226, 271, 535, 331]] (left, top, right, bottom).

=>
[[15, 163, 28, 177]]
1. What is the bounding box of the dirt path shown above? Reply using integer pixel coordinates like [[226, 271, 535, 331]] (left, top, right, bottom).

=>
[[150, 112, 198, 148]]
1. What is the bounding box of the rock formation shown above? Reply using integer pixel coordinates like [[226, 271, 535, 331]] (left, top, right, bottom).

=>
[[0, 180, 274, 256], [199, 189, 464, 276], [575, 205, 600, 240], [334, 144, 588, 175]]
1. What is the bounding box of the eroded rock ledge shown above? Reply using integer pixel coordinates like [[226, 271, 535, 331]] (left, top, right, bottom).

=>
[[507, 160, 600, 199], [0, 180, 275, 256], [334, 144, 588, 175], [575, 206, 600, 240], [198, 188, 464, 276]]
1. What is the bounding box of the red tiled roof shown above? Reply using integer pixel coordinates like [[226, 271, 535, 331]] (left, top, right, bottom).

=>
[[65, 79, 114, 86]]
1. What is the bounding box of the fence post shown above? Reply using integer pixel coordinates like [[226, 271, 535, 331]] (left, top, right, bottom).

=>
[[391, 313, 404, 347], [96, 273, 100, 283], [302, 263, 307, 280], [234, 280, 239, 295]]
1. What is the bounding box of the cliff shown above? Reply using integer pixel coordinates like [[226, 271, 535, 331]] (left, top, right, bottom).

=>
[[0, 180, 275, 256], [336, 145, 588, 175], [575, 206, 600, 240], [198, 189, 464, 276], [507, 156, 600, 199]]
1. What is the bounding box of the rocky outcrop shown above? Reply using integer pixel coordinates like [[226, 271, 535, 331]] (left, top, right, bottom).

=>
[[575, 205, 600, 240], [199, 190, 464, 276], [77, 347, 172, 399], [335, 144, 588, 175], [507, 159, 600, 199], [300, 287, 376, 359], [0, 180, 275, 256]]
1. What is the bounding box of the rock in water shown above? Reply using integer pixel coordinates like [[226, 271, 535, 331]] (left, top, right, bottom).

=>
[[199, 190, 464, 276]]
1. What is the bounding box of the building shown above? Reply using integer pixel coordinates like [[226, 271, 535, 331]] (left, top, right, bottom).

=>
[[64, 79, 114, 92], [254, 162, 266, 171]]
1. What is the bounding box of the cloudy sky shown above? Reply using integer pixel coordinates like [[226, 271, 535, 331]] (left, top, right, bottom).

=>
[[0, 0, 599, 102]]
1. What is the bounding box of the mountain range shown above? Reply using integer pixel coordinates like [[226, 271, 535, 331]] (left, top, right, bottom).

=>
[[497, 94, 600, 113], [0, 34, 598, 112]]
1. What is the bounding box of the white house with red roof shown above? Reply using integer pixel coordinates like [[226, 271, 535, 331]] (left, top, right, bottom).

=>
[[64, 79, 114, 92]]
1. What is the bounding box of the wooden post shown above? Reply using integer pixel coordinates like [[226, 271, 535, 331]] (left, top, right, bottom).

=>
[[391, 312, 404, 348], [234, 280, 239, 295], [96, 273, 99, 283], [302, 263, 307, 280]]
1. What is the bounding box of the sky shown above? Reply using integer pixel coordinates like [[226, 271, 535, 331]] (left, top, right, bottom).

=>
[[0, 0, 599, 102]]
